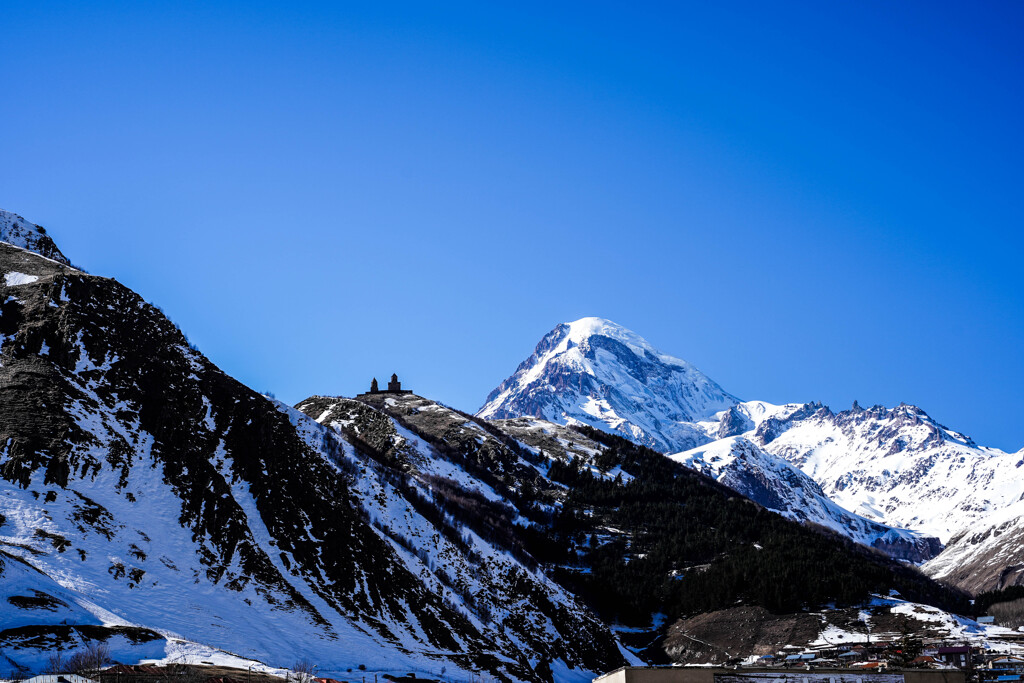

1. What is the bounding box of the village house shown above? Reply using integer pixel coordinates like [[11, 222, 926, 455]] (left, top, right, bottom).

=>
[[937, 646, 973, 669]]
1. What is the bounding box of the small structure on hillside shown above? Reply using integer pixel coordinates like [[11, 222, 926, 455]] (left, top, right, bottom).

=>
[[360, 373, 412, 396]]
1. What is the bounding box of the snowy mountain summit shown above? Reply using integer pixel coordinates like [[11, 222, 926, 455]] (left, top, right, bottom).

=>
[[477, 317, 739, 452]]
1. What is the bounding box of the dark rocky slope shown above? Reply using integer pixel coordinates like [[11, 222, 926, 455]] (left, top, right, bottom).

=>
[[0, 237, 619, 680], [299, 393, 970, 664]]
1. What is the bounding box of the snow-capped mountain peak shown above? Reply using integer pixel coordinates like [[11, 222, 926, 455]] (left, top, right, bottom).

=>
[[477, 317, 740, 452], [555, 316, 694, 368], [741, 399, 1024, 543]]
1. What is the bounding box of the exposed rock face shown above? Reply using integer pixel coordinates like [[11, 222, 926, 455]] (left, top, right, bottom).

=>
[[752, 402, 831, 446], [664, 600, 982, 665], [717, 406, 754, 439], [664, 607, 822, 664]]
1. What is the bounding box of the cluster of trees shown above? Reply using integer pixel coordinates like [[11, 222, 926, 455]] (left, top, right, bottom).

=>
[[347, 402, 968, 628], [976, 585, 1024, 613], [987, 599, 1024, 629], [528, 426, 970, 623], [45, 641, 110, 675], [976, 585, 1024, 628]]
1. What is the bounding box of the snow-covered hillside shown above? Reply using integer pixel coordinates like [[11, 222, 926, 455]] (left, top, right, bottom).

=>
[[478, 318, 739, 453], [922, 498, 1024, 594], [719, 400, 1024, 543], [0, 228, 624, 681], [294, 393, 630, 681], [671, 437, 941, 562]]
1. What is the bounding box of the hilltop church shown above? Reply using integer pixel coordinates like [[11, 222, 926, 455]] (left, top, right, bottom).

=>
[[361, 373, 412, 396]]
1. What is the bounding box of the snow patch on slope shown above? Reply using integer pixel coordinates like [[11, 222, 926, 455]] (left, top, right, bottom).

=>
[[4, 272, 39, 286]]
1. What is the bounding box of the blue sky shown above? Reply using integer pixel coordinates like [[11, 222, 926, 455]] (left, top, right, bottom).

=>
[[3, 1, 1022, 449]]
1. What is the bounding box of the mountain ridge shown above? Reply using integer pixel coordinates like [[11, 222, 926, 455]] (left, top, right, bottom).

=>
[[478, 316, 1024, 587], [0, 222, 621, 680]]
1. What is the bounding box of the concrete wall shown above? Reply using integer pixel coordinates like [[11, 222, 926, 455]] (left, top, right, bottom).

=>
[[594, 667, 715, 683], [902, 672, 966, 683]]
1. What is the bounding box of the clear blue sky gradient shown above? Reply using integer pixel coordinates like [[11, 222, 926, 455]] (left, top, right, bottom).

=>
[[3, 1, 1022, 449]]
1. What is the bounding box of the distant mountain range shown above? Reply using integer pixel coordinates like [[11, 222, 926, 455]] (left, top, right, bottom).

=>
[[0, 209, 1019, 678], [478, 317, 1024, 589]]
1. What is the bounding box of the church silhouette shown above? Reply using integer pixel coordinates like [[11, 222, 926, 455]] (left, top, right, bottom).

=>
[[361, 373, 412, 396]]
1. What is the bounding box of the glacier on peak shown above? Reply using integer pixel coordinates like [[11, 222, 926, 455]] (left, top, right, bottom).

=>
[[477, 317, 740, 453]]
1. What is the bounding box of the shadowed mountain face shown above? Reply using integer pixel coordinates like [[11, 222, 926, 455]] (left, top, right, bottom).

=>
[[0, 220, 622, 680]]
